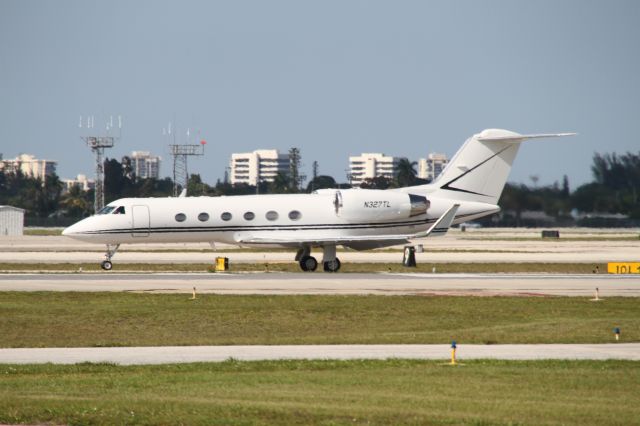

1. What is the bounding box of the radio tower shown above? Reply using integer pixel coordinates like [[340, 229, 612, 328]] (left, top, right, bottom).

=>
[[167, 125, 206, 196], [80, 115, 120, 213]]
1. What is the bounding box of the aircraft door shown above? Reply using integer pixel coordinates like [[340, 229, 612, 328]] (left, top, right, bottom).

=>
[[131, 205, 150, 237]]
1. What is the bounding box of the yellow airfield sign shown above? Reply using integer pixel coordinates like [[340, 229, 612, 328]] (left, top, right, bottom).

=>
[[607, 262, 640, 274]]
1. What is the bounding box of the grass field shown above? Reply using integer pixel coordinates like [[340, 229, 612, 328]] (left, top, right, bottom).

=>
[[1, 359, 638, 425], [1, 293, 637, 347], [0, 261, 607, 273], [22, 228, 64, 236]]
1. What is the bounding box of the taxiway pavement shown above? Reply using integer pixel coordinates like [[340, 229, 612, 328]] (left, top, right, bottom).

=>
[[1, 272, 639, 296], [1, 344, 638, 365], [2, 229, 639, 264]]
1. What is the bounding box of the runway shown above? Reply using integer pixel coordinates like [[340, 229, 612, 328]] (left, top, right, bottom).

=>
[[1, 344, 638, 365], [1, 272, 639, 296], [2, 230, 639, 264]]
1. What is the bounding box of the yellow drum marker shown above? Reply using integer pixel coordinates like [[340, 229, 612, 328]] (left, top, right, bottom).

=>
[[191, 287, 196, 300], [607, 262, 640, 274]]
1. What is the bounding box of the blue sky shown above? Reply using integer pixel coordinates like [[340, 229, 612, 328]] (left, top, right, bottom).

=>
[[1, 0, 639, 189]]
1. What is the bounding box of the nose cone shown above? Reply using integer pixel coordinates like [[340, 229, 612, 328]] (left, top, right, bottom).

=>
[[62, 222, 79, 237], [62, 218, 91, 240]]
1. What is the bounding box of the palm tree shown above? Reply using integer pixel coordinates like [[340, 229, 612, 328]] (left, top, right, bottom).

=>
[[395, 158, 418, 187], [268, 172, 290, 194], [59, 185, 92, 217]]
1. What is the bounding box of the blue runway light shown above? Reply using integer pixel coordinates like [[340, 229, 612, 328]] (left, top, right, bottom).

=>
[[451, 340, 457, 349]]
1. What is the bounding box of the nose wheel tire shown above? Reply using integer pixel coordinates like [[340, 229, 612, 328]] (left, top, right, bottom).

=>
[[100, 260, 113, 271], [323, 258, 341, 272], [299, 256, 318, 272]]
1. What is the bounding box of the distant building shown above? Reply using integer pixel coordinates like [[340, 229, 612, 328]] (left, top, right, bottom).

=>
[[348, 153, 399, 186], [130, 151, 161, 179], [0, 154, 57, 181], [418, 153, 449, 182], [229, 149, 290, 186], [62, 174, 95, 192], [0, 206, 25, 236]]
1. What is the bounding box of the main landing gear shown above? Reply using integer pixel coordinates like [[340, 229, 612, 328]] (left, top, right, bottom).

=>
[[295, 245, 341, 272], [323, 258, 341, 273], [100, 244, 120, 271], [296, 246, 318, 271]]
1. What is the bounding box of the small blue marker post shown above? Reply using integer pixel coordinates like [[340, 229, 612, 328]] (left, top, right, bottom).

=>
[[614, 327, 620, 341], [450, 340, 457, 365]]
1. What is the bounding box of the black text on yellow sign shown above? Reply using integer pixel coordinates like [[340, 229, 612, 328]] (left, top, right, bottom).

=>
[[607, 262, 640, 274]]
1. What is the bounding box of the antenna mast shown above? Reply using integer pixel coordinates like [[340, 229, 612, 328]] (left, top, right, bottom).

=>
[[80, 115, 120, 212], [167, 125, 206, 196]]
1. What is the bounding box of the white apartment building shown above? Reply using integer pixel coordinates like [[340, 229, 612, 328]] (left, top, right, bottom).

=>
[[348, 153, 399, 186], [229, 149, 290, 186], [130, 151, 161, 179], [62, 174, 95, 192], [0, 154, 57, 180], [418, 153, 449, 182]]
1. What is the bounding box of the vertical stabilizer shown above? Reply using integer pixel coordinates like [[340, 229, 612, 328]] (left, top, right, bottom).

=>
[[432, 129, 575, 204]]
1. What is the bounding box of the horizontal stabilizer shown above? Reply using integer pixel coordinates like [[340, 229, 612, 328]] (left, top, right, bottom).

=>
[[477, 132, 576, 143]]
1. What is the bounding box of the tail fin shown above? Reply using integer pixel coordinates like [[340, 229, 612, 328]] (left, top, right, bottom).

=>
[[432, 129, 575, 204]]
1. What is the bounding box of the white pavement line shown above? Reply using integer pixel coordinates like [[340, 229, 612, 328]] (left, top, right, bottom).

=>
[[0, 344, 639, 365]]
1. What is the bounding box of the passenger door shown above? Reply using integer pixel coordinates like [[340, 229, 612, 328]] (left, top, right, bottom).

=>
[[131, 205, 150, 237]]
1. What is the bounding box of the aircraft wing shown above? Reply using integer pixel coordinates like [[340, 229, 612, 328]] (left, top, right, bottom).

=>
[[235, 204, 460, 247]]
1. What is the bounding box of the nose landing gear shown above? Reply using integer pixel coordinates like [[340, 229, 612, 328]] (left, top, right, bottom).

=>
[[100, 244, 120, 271]]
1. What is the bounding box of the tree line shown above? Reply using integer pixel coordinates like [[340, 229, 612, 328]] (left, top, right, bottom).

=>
[[1, 151, 638, 226]]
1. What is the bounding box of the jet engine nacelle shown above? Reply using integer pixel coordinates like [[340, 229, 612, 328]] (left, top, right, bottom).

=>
[[333, 189, 429, 222]]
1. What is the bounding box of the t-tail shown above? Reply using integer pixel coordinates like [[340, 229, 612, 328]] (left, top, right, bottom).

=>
[[430, 129, 575, 204]]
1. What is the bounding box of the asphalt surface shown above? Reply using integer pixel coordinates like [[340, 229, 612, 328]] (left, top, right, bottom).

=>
[[2, 230, 639, 264], [1, 272, 639, 296], [1, 344, 638, 365]]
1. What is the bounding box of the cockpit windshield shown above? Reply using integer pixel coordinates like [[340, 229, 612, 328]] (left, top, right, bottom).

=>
[[97, 206, 116, 215]]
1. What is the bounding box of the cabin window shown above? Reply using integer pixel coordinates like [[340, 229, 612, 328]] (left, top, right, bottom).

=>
[[221, 212, 232, 221], [175, 213, 187, 222], [198, 212, 209, 222], [265, 211, 279, 221], [243, 211, 255, 221], [98, 206, 115, 215], [113, 206, 125, 214], [288, 210, 302, 221]]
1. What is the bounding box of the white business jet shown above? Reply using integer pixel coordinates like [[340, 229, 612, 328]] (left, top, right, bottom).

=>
[[63, 129, 574, 271]]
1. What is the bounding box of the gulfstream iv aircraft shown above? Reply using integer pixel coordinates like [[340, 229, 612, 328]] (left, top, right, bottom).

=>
[[63, 129, 574, 271]]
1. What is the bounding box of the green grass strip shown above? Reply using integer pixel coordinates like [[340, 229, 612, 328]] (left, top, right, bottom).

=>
[[1, 293, 637, 347], [0, 359, 638, 425]]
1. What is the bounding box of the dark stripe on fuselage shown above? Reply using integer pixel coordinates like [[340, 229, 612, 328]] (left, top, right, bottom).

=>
[[80, 217, 435, 235]]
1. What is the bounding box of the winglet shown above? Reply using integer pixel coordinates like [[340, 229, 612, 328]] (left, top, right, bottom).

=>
[[412, 204, 460, 238]]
